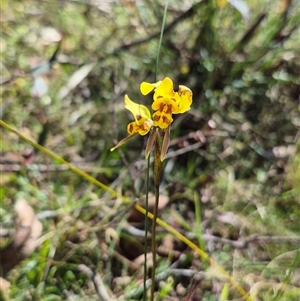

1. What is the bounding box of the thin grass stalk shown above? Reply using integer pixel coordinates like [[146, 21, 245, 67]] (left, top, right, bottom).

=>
[[154, 0, 169, 81], [194, 191, 207, 267]]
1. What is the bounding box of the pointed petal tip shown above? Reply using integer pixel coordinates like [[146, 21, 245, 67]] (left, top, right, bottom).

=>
[[110, 134, 137, 152], [140, 82, 155, 95]]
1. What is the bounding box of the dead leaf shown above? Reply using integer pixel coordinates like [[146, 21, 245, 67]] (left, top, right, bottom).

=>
[[0, 199, 43, 276], [57, 62, 97, 100]]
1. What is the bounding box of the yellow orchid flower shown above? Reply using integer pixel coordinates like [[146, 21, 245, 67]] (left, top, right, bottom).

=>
[[110, 95, 153, 152], [140, 77, 193, 129], [124, 95, 153, 136], [111, 78, 193, 160]]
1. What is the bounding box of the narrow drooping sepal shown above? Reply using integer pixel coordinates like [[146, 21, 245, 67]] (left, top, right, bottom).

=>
[[160, 125, 171, 162], [110, 134, 137, 151], [145, 128, 158, 159]]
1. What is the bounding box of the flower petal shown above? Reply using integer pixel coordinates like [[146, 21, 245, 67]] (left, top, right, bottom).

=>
[[139, 120, 153, 135], [153, 111, 173, 129], [140, 81, 162, 95], [127, 121, 140, 135], [152, 99, 164, 111], [124, 94, 151, 124], [110, 134, 137, 151], [154, 77, 173, 97], [127, 120, 152, 136], [177, 85, 193, 113]]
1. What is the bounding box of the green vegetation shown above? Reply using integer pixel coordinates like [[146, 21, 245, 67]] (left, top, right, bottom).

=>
[[1, 0, 299, 300]]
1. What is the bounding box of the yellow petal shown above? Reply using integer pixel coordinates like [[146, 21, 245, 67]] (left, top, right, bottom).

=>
[[124, 95, 151, 124], [140, 82, 155, 95], [153, 111, 173, 129], [139, 119, 153, 135], [127, 121, 140, 135], [152, 99, 163, 111], [140, 81, 162, 95], [154, 77, 174, 96], [127, 120, 152, 136], [178, 85, 193, 113]]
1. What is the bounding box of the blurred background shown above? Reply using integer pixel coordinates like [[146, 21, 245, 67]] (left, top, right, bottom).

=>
[[1, 0, 299, 300]]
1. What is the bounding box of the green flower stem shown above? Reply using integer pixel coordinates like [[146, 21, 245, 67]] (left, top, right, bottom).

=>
[[143, 155, 151, 301], [150, 185, 160, 300], [155, 0, 169, 81], [150, 132, 163, 300]]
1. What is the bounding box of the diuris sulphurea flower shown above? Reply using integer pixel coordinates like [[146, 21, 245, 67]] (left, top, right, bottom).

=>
[[140, 77, 192, 129], [110, 95, 153, 152], [124, 95, 153, 136], [111, 77, 193, 161]]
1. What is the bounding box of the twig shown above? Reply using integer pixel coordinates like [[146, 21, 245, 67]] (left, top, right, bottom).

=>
[[165, 141, 203, 159], [78, 264, 113, 301], [186, 233, 300, 249]]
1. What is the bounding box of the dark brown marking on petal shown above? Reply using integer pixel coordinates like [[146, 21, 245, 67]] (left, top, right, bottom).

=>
[[136, 115, 142, 120], [166, 104, 172, 114], [162, 104, 172, 114], [162, 116, 171, 124], [129, 124, 134, 133], [154, 115, 160, 122]]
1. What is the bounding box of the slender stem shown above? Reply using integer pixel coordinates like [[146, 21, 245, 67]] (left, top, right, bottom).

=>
[[150, 134, 163, 300], [150, 184, 160, 300], [150, 2, 169, 298], [143, 156, 151, 301], [154, 0, 169, 81]]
